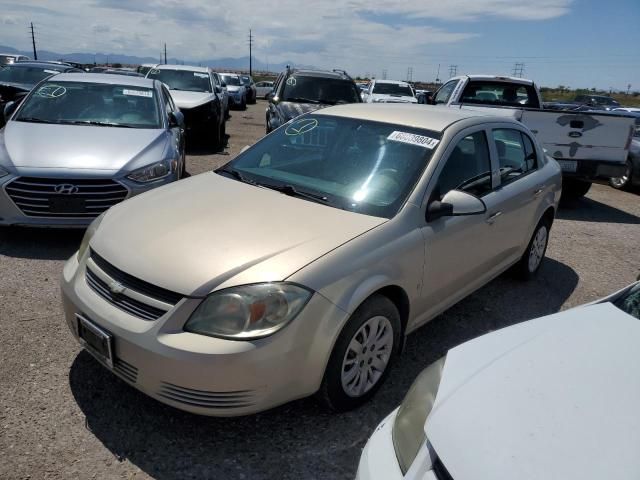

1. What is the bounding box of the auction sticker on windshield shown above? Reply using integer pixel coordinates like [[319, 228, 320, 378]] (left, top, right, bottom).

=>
[[388, 131, 439, 149], [36, 85, 66, 98], [123, 89, 153, 98], [285, 118, 318, 136]]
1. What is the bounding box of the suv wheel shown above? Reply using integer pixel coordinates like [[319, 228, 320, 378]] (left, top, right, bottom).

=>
[[609, 160, 632, 190]]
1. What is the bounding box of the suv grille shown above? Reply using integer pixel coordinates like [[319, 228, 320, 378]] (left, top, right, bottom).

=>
[[86, 249, 183, 320], [5, 177, 128, 218]]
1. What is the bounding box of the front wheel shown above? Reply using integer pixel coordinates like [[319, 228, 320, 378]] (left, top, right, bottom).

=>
[[319, 294, 401, 411], [609, 160, 632, 190], [515, 218, 550, 280]]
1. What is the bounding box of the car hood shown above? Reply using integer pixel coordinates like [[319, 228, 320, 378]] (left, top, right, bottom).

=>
[[91, 172, 386, 296], [426, 303, 640, 480], [370, 94, 417, 103], [0, 122, 167, 171], [277, 102, 326, 122], [169, 90, 216, 109]]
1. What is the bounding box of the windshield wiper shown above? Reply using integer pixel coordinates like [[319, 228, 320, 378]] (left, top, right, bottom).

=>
[[16, 117, 56, 124], [63, 120, 133, 128], [284, 97, 321, 104], [216, 166, 256, 185], [257, 183, 329, 203]]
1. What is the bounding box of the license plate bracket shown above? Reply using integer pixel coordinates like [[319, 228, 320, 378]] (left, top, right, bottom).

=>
[[77, 314, 114, 368], [557, 159, 578, 173]]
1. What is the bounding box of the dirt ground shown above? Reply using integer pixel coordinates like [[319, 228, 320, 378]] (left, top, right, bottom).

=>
[[1, 100, 639, 479]]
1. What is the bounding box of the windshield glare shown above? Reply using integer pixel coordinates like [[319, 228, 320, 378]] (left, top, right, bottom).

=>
[[221, 75, 241, 86], [0, 65, 62, 86], [16, 81, 161, 128], [223, 114, 439, 218], [373, 83, 414, 97], [282, 76, 360, 104], [146, 69, 211, 92], [614, 284, 640, 319]]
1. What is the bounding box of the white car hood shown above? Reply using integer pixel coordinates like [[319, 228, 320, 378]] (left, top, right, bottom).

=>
[[169, 90, 216, 110], [426, 303, 640, 480], [370, 94, 417, 103]]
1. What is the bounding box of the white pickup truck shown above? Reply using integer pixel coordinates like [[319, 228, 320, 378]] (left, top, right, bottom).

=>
[[430, 75, 636, 197]]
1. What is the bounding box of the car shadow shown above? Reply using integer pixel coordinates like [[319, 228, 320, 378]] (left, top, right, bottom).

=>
[[0, 226, 83, 260], [186, 134, 230, 157], [558, 196, 640, 224], [68, 258, 577, 480]]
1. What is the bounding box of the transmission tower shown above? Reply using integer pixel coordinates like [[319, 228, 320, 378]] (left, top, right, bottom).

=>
[[448, 65, 458, 78], [512, 63, 525, 78], [406, 67, 413, 82], [382, 69, 388, 80]]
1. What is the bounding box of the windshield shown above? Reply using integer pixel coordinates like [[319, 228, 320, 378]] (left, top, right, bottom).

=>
[[0, 55, 19, 65], [372, 83, 414, 97], [241, 76, 252, 84], [281, 76, 360, 104], [460, 81, 540, 108], [15, 81, 161, 128], [613, 283, 640, 319], [221, 75, 241, 86], [219, 114, 440, 218], [0, 65, 62, 86], [146, 68, 211, 92]]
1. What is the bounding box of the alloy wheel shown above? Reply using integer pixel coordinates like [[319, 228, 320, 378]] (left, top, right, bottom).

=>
[[528, 225, 548, 272]]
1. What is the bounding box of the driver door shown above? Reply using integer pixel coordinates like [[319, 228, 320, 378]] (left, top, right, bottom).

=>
[[416, 127, 502, 322]]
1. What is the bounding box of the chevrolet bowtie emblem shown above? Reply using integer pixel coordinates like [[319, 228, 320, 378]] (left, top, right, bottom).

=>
[[109, 280, 126, 295]]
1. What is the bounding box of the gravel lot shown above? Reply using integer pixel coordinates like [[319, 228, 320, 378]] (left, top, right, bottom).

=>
[[1, 100, 639, 480]]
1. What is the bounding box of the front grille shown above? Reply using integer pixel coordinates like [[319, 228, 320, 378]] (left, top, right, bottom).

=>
[[5, 177, 128, 218], [158, 382, 256, 409], [85, 268, 167, 321], [113, 358, 138, 384], [90, 250, 183, 305]]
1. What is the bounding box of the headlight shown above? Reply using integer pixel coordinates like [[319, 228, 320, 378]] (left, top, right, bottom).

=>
[[77, 212, 106, 260], [184, 283, 312, 340], [392, 357, 446, 474], [127, 159, 173, 183]]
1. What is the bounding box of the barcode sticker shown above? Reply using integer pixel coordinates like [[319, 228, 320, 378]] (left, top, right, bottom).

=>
[[388, 131, 440, 149], [123, 89, 153, 98]]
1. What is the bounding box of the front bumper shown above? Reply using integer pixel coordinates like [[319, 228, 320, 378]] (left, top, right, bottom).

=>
[[0, 171, 177, 227], [357, 409, 404, 480], [227, 91, 244, 106], [61, 252, 349, 416], [557, 158, 627, 183]]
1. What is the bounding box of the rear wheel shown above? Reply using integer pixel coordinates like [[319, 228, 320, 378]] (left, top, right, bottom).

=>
[[515, 218, 550, 280], [562, 178, 592, 199], [319, 294, 401, 411], [211, 119, 221, 148], [609, 160, 632, 190]]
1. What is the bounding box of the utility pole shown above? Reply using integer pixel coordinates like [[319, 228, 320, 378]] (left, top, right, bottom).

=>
[[627, 84, 632, 95], [30, 22, 38, 60], [435, 63, 441, 85], [382, 69, 387, 80], [164, 43, 167, 64], [512, 62, 525, 78], [448, 65, 457, 78], [248, 29, 253, 76], [406, 67, 413, 82]]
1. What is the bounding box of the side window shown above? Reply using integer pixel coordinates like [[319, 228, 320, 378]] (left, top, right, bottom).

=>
[[434, 80, 458, 105], [492, 129, 537, 185], [211, 73, 219, 87], [437, 130, 492, 198], [161, 86, 176, 114]]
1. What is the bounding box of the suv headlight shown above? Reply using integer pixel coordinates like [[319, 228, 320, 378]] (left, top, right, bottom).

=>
[[392, 357, 446, 474], [127, 159, 173, 183], [184, 283, 312, 340], [77, 212, 106, 260]]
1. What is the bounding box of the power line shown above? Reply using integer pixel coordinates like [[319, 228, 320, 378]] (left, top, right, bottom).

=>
[[30, 22, 38, 60]]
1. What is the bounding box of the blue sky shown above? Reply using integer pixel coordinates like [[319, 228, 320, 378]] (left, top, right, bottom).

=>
[[1, 0, 638, 90]]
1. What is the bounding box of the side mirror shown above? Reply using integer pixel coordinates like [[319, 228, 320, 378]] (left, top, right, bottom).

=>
[[267, 92, 275, 101], [215, 86, 222, 94], [426, 190, 486, 222], [3, 101, 19, 122], [221, 82, 227, 88], [169, 111, 184, 128]]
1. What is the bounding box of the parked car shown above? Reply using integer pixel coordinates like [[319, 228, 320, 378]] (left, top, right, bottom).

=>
[[0, 73, 185, 227], [0, 53, 30, 65], [137, 64, 157, 76], [61, 105, 561, 416], [212, 72, 230, 118], [219, 73, 247, 110], [362, 80, 418, 104], [266, 68, 361, 133], [255, 80, 274, 99], [415, 89, 433, 104], [574, 94, 621, 110], [0, 61, 82, 127], [357, 279, 640, 479], [430, 75, 636, 198], [146, 65, 226, 147], [102, 69, 144, 77], [240, 74, 257, 104], [610, 112, 640, 190]]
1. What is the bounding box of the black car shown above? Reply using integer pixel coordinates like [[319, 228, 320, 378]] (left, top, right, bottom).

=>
[[266, 68, 362, 133], [240, 74, 257, 104], [610, 112, 640, 190], [0, 61, 81, 127], [574, 94, 621, 111]]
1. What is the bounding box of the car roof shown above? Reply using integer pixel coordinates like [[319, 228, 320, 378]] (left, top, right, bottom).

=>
[[44, 72, 156, 87], [153, 64, 209, 73], [314, 104, 503, 132], [450, 74, 535, 86], [290, 69, 351, 79], [373, 79, 411, 86], [4, 61, 72, 69]]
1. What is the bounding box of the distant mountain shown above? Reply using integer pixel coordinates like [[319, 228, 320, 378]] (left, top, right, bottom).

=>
[[0, 45, 311, 73]]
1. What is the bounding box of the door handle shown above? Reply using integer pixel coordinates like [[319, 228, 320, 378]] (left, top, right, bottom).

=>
[[486, 211, 503, 224], [533, 186, 545, 197]]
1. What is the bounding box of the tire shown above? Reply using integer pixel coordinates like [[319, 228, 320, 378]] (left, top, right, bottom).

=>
[[515, 217, 550, 280], [180, 151, 186, 178], [266, 117, 272, 134], [225, 105, 230, 120], [211, 119, 221, 148], [562, 178, 592, 199], [220, 120, 226, 148], [240, 96, 247, 110], [319, 294, 401, 411], [609, 160, 632, 190]]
